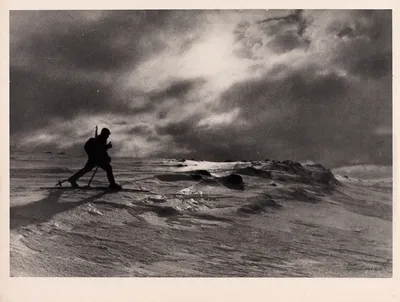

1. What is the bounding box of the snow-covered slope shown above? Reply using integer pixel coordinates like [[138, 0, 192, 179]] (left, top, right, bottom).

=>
[[9, 151, 392, 277], [332, 165, 392, 180]]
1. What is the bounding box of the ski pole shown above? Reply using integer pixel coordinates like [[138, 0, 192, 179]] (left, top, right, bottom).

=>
[[87, 166, 99, 187]]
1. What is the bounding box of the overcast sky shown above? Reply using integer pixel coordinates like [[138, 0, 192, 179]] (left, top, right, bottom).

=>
[[10, 10, 392, 166]]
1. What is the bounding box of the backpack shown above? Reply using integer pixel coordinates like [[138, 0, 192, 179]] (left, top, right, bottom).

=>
[[84, 137, 96, 156]]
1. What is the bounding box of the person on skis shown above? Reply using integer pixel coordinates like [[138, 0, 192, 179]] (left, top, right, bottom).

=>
[[68, 127, 121, 190]]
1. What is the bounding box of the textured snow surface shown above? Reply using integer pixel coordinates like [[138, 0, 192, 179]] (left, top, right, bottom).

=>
[[10, 152, 392, 277]]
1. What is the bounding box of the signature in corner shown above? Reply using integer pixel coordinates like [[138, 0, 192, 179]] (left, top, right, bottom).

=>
[[346, 262, 388, 271]]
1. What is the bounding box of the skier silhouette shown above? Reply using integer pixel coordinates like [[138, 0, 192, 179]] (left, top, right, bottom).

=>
[[68, 127, 121, 190]]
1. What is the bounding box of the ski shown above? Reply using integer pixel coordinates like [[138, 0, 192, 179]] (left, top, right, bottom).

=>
[[41, 186, 151, 193]]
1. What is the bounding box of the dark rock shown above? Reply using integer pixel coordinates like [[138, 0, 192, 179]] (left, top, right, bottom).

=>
[[191, 174, 204, 180], [310, 170, 339, 185], [193, 170, 212, 176], [236, 166, 272, 179], [220, 173, 244, 190], [155, 174, 195, 182], [306, 163, 325, 169], [190, 169, 213, 180], [267, 160, 307, 175], [223, 173, 243, 184]]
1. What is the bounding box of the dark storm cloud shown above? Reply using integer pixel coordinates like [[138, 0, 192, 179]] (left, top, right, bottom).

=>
[[337, 26, 354, 38], [156, 115, 202, 138], [328, 10, 392, 79], [156, 20, 391, 165], [11, 10, 203, 73], [10, 10, 206, 133], [350, 51, 392, 79], [330, 10, 391, 41], [127, 124, 155, 136], [156, 118, 255, 161], [234, 9, 310, 57], [215, 66, 390, 164], [123, 78, 207, 117], [156, 75, 390, 164], [334, 36, 392, 80], [258, 9, 309, 38], [220, 65, 349, 117], [114, 120, 129, 126], [154, 11, 392, 164], [149, 78, 206, 102], [215, 67, 353, 157], [10, 10, 392, 166], [287, 70, 349, 103], [259, 10, 303, 25], [10, 66, 124, 133], [267, 31, 310, 53]]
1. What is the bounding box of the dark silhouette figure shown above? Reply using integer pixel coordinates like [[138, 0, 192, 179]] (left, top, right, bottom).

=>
[[68, 128, 121, 190]]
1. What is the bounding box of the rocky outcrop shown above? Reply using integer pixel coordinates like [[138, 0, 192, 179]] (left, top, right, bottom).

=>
[[220, 174, 244, 190]]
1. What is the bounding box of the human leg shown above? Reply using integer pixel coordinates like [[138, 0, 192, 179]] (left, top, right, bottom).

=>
[[68, 160, 96, 187], [99, 162, 121, 189]]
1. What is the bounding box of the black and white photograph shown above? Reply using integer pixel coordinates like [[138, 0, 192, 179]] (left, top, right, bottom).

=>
[[8, 9, 393, 278]]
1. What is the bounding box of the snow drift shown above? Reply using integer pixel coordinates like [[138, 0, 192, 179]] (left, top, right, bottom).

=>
[[9, 151, 392, 277]]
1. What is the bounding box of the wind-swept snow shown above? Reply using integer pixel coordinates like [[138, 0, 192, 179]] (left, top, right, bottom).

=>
[[10, 152, 392, 277]]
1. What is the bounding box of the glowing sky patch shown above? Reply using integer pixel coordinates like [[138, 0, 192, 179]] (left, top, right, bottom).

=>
[[10, 10, 392, 166]]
